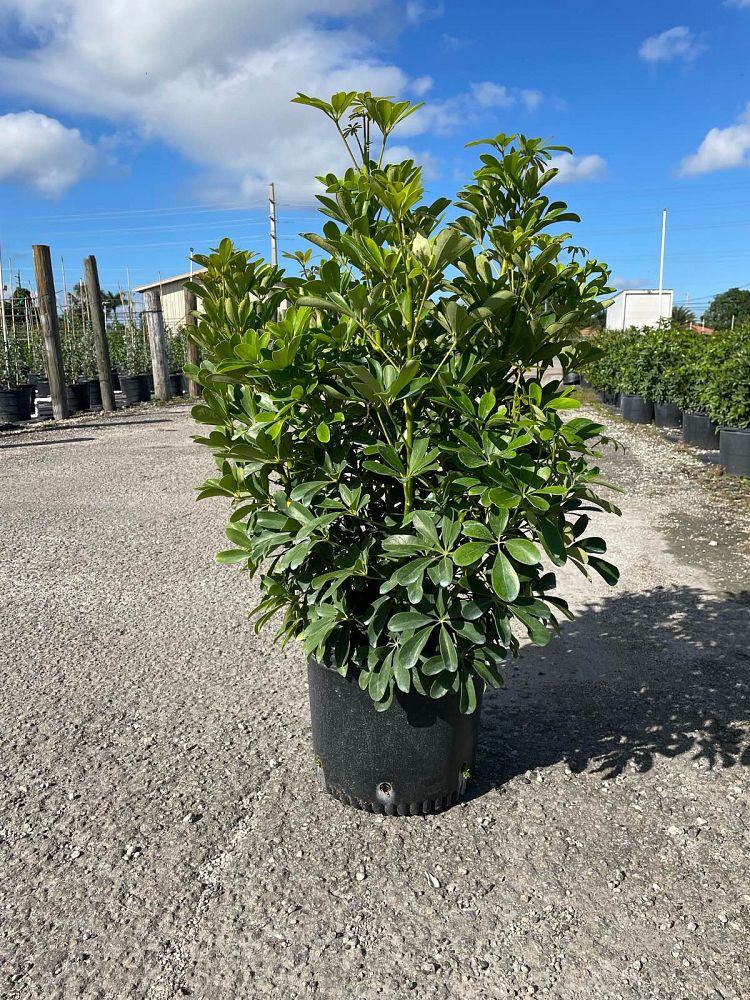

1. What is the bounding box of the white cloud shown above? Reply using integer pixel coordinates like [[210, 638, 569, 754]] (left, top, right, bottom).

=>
[[0, 1, 411, 204], [679, 103, 750, 175], [726, 0, 750, 7], [0, 2, 541, 204], [639, 26, 705, 63], [0, 111, 96, 195], [411, 75, 434, 97], [521, 89, 543, 111], [406, 1, 444, 24], [402, 80, 542, 137], [549, 153, 607, 184]]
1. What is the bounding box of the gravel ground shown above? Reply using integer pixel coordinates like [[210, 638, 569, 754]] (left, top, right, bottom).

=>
[[1, 401, 749, 1000]]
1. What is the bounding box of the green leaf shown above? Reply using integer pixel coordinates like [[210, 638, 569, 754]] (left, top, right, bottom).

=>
[[478, 390, 496, 420], [439, 626, 458, 672], [588, 557, 620, 586], [537, 517, 567, 566], [316, 422, 331, 443], [396, 627, 434, 670], [504, 538, 542, 565], [578, 536, 607, 555], [392, 556, 434, 586], [422, 656, 446, 676], [453, 541, 490, 566], [392, 655, 411, 693], [459, 675, 477, 715], [215, 549, 250, 565], [463, 520, 494, 542], [388, 610, 435, 632], [491, 551, 520, 602]]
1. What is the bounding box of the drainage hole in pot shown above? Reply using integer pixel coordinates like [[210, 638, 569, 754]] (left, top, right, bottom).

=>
[[379, 782, 392, 795]]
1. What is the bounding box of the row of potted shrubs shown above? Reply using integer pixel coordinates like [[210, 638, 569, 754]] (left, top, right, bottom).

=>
[[0, 367, 192, 422], [581, 326, 750, 478]]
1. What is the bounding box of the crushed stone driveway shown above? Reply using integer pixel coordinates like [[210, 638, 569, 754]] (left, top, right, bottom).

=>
[[1, 402, 749, 1000]]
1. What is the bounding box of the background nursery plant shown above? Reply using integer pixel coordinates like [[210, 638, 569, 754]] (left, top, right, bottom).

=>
[[187, 91, 621, 716]]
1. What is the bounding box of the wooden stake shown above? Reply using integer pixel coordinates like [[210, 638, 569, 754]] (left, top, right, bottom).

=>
[[84, 255, 116, 413], [33, 245, 69, 419], [184, 289, 201, 397], [143, 288, 170, 401]]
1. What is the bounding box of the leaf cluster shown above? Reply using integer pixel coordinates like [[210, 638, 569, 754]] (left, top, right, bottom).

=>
[[187, 93, 621, 713]]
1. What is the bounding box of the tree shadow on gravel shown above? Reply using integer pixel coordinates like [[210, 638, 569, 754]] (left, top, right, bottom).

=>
[[471, 585, 750, 796], [0, 436, 97, 449]]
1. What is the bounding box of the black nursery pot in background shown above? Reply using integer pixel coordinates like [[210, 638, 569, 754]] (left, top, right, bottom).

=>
[[720, 429, 750, 478], [66, 382, 90, 413], [654, 401, 682, 429], [120, 373, 150, 406], [308, 657, 483, 815], [169, 372, 184, 396], [620, 394, 654, 424], [84, 377, 102, 409], [683, 412, 720, 451], [0, 386, 32, 422]]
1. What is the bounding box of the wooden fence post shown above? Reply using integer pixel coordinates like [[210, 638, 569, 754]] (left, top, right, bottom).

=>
[[142, 288, 170, 401], [32, 245, 69, 420], [83, 255, 116, 413], [184, 289, 201, 397]]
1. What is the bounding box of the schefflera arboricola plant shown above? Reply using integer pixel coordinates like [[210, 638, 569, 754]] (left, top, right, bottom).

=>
[[186, 91, 620, 715]]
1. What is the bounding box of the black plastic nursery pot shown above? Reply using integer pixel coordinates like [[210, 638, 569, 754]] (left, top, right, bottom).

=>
[[66, 382, 90, 413], [0, 386, 32, 422], [120, 373, 150, 406], [562, 371, 580, 386], [654, 401, 682, 429], [602, 390, 620, 406], [620, 394, 654, 424], [682, 412, 720, 451], [146, 371, 155, 394], [84, 378, 102, 408], [308, 656, 483, 815], [720, 428, 750, 478], [21, 383, 36, 411], [36, 379, 51, 397], [111, 368, 121, 390], [169, 372, 184, 396]]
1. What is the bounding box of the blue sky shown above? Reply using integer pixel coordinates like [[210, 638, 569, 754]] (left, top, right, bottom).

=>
[[0, 0, 749, 318]]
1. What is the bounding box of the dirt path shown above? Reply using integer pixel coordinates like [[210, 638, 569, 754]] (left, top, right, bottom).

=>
[[1, 402, 748, 1000]]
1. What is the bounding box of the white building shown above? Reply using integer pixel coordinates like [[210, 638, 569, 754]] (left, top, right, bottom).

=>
[[606, 289, 673, 330], [133, 269, 206, 332]]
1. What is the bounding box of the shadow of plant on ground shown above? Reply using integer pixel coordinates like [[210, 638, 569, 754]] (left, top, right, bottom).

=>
[[472, 585, 750, 795]]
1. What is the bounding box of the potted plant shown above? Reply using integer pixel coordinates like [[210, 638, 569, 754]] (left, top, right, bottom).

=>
[[0, 333, 32, 422], [119, 325, 151, 405], [710, 329, 750, 477], [167, 329, 187, 396], [678, 333, 729, 450], [640, 327, 689, 429], [187, 92, 621, 814], [583, 328, 633, 406], [615, 330, 655, 424]]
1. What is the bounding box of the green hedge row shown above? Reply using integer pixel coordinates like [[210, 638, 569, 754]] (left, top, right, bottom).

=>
[[582, 327, 750, 429]]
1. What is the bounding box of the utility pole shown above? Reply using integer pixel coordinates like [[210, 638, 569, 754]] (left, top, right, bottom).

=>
[[33, 245, 69, 419], [269, 181, 278, 267], [0, 245, 9, 369], [143, 288, 170, 401], [658, 208, 667, 325], [83, 255, 116, 412]]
